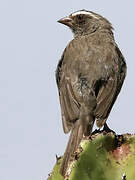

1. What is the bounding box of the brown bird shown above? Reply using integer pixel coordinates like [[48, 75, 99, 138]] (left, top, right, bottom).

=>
[[56, 10, 127, 176]]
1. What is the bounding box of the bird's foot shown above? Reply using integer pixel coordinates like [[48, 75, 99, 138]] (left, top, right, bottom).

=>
[[103, 123, 115, 134], [91, 128, 101, 135]]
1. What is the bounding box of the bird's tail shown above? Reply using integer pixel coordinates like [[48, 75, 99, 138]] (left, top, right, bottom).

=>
[[60, 119, 83, 176]]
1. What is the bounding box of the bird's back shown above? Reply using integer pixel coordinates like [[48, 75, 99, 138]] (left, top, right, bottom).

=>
[[56, 30, 126, 131]]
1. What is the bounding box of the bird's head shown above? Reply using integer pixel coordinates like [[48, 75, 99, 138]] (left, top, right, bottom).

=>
[[58, 10, 113, 37]]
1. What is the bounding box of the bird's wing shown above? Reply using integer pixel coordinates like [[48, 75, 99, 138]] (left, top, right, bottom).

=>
[[95, 75, 118, 127], [95, 47, 126, 128], [56, 52, 80, 134]]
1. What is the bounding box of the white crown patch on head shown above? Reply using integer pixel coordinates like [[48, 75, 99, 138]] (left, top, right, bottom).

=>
[[71, 10, 99, 19]]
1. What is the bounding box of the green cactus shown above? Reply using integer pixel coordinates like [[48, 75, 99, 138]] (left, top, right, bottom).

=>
[[48, 132, 135, 180]]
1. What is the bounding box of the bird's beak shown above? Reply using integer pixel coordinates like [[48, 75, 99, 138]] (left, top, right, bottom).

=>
[[57, 16, 73, 27]]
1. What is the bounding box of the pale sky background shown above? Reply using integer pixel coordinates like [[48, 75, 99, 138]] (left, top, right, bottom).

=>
[[0, 0, 134, 180]]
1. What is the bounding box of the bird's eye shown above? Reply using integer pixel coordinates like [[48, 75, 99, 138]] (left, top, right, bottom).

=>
[[77, 15, 83, 21], [76, 15, 85, 23]]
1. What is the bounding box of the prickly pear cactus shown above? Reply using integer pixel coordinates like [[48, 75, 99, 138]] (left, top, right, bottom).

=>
[[48, 132, 135, 180]]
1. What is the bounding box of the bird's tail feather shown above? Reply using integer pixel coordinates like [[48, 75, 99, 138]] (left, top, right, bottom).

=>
[[60, 119, 83, 176]]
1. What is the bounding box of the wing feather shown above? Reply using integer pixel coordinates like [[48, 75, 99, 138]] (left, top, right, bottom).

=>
[[59, 79, 80, 133], [56, 55, 80, 133], [95, 76, 118, 127]]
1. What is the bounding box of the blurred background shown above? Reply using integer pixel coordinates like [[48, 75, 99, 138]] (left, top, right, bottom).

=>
[[0, 0, 134, 180]]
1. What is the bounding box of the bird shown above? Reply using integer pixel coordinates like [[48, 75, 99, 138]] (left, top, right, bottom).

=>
[[56, 9, 127, 176]]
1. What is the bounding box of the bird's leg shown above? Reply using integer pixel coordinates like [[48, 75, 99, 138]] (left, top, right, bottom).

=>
[[91, 128, 101, 135], [103, 123, 115, 134]]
